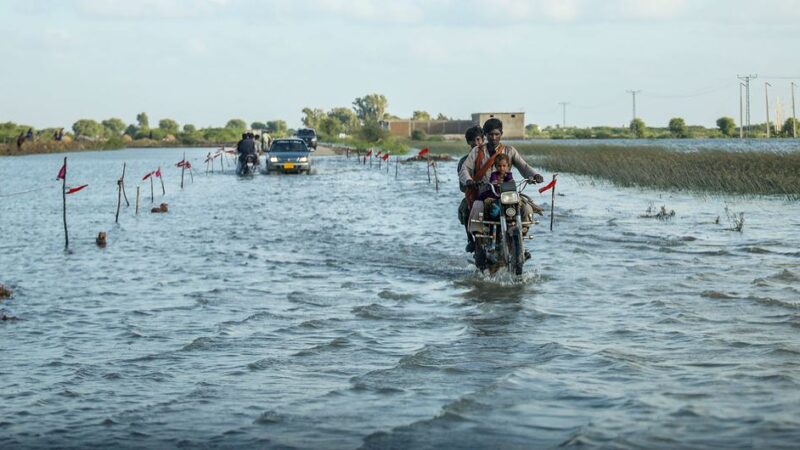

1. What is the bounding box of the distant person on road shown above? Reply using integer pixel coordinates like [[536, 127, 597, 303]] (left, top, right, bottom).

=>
[[25, 128, 33, 140], [459, 118, 544, 251], [458, 126, 485, 252]]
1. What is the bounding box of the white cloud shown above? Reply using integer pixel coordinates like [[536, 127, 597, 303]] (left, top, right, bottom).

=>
[[615, 0, 689, 20], [76, 0, 230, 18], [313, 0, 425, 24]]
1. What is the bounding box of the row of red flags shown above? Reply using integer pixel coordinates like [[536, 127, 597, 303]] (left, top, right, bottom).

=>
[[56, 159, 192, 194]]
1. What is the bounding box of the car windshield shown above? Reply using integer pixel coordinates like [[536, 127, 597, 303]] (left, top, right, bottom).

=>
[[270, 141, 308, 152], [297, 130, 315, 136]]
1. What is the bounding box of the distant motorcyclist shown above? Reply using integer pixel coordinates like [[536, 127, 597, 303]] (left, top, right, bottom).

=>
[[237, 132, 257, 164]]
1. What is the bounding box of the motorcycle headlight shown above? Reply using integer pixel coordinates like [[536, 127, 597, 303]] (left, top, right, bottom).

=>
[[500, 192, 519, 204], [506, 207, 516, 217], [269, 156, 278, 162], [298, 156, 308, 162]]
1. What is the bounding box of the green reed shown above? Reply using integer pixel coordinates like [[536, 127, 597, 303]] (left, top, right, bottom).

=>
[[420, 141, 800, 197]]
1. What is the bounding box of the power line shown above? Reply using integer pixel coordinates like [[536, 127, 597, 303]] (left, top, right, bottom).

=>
[[558, 102, 569, 128], [626, 90, 641, 122]]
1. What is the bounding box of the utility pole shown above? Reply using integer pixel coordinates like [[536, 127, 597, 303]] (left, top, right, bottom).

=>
[[558, 102, 569, 128], [765, 82, 772, 139], [738, 74, 757, 137], [626, 90, 641, 123], [792, 82, 797, 138], [739, 83, 745, 139]]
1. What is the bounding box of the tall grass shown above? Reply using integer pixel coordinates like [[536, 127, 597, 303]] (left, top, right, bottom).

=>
[[420, 141, 800, 197]]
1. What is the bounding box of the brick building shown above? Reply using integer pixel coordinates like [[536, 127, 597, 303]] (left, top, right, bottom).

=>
[[385, 112, 525, 139]]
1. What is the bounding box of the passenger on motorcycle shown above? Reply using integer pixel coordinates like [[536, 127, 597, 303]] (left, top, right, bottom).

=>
[[457, 126, 486, 252], [458, 118, 544, 252]]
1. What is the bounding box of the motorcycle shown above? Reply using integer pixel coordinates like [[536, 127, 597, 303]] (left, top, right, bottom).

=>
[[470, 179, 539, 275], [236, 153, 260, 176]]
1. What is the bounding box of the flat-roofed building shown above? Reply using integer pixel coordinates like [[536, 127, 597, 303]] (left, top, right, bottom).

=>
[[384, 112, 526, 139], [384, 119, 475, 138], [471, 112, 525, 139]]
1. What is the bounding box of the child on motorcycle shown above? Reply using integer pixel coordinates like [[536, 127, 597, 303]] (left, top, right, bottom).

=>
[[478, 153, 512, 219]]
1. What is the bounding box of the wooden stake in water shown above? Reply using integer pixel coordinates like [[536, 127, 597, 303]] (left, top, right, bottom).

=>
[[158, 166, 166, 196], [61, 156, 68, 249], [150, 175, 154, 203], [427, 157, 431, 183], [115, 176, 122, 224], [180, 152, 186, 189], [135, 186, 140, 215], [550, 173, 558, 232], [121, 162, 129, 206], [431, 160, 439, 192], [395, 157, 398, 179]]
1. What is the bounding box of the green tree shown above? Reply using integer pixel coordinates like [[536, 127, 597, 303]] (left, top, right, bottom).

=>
[[525, 124, 541, 137], [782, 118, 798, 137], [124, 124, 138, 137], [266, 120, 288, 136], [251, 122, 267, 130], [435, 113, 451, 120], [225, 119, 247, 130], [412, 110, 431, 121], [301, 108, 326, 129], [716, 117, 737, 137], [136, 112, 149, 130], [101, 118, 126, 136], [183, 124, 196, 133], [318, 116, 342, 137], [629, 118, 647, 138], [668, 117, 688, 138], [411, 129, 427, 140], [352, 93, 388, 124], [158, 118, 179, 134], [72, 119, 103, 139], [327, 107, 359, 135]]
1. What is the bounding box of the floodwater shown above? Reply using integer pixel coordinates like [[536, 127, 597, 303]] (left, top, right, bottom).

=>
[[1, 147, 799, 449]]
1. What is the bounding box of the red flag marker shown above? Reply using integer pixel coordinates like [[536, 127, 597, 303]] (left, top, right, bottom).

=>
[[56, 162, 66, 180], [381, 153, 390, 161], [65, 184, 88, 195], [366, 149, 373, 157], [538, 178, 557, 194], [155, 168, 162, 178], [142, 171, 154, 180], [418, 148, 429, 157]]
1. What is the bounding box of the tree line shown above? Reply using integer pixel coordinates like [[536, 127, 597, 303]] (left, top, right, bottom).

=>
[[526, 116, 799, 139]]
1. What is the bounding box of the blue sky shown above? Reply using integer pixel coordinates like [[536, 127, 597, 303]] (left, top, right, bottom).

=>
[[2, 0, 799, 130]]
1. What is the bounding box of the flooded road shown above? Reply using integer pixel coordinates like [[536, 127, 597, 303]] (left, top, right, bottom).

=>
[[1, 147, 799, 448]]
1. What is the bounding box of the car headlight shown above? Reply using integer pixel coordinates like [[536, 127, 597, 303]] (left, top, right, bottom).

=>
[[500, 192, 519, 204], [269, 156, 278, 162], [298, 156, 308, 162]]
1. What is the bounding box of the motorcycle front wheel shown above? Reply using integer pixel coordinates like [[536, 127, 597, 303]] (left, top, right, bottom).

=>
[[509, 227, 524, 275]]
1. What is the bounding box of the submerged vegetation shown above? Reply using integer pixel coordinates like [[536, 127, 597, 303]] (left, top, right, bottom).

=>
[[420, 141, 800, 197]]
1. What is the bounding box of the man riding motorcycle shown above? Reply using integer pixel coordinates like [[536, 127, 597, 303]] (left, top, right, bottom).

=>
[[458, 118, 544, 253]]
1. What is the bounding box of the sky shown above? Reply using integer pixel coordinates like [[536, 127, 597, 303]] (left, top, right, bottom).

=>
[[2, 0, 800, 130]]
